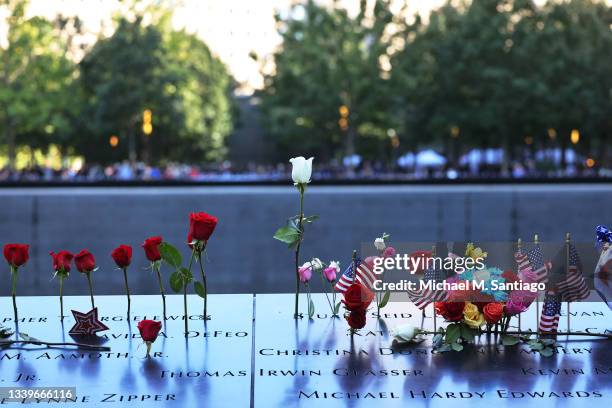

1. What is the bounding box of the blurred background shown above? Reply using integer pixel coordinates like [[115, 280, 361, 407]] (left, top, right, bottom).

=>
[[0, 0, 610, 296]]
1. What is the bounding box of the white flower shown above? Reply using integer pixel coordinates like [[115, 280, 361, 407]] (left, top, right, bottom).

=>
[[390, 324, 420, 343], [374, 237, 386, 251], [311, 258, 324, 271], [289, 156, 313, 184], [328, 260, 341, 273]]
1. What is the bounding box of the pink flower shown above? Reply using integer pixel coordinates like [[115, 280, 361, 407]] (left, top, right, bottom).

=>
[[382, 246, 396, 258], [506, 290, 537, 316], [298, 262, 313, 283], [323, 261, 340, 282]]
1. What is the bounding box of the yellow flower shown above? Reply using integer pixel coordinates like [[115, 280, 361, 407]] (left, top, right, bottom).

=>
[[463, 302, 485, 328], [465, 243, 487, 261]]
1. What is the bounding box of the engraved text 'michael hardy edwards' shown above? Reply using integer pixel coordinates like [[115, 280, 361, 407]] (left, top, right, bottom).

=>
[[298, 390, 604, 399]]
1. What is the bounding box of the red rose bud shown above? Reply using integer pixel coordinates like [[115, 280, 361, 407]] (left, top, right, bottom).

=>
[[346, 310, 367, 329], [3, 244, 29, 268], [74, 249, 96, 273], [138, 319, 162, 357], [142, 236, 163, 262], [188, 212, 218, 242], [50, 250, 73, 272], [434, 301, 465, 322], [111, 245, 132, 268], [342, 282, 374, 312], [483, 302, 504, 324]]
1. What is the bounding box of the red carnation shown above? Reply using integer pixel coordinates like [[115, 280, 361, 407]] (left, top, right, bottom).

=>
[[3, 244, 29, 268], [342, 282, 374, 312], [74, 249, 96, 273], [189, 212, 218, 242], [346, 311, 367, 329], [434, 301, 465, 322], [502, 270, 519, 285], [142, 236, 163, 262], [483, 302, 504, 324], [50, 250, 73, 272], [111, 245, 132, 268]]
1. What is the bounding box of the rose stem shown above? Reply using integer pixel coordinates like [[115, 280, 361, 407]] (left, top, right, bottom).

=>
[[86, 272, 95, 309], [10, 267, 18, 321], [294, 185, 304, 318], [197, 247, 207, 320], [184, 248, 196, 337], [59, 276, 64, 321], [154, 262, 166, 318], [123, 267, 131, 318]]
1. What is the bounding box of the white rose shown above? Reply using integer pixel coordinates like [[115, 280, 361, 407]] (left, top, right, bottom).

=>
[[311, 258, 323, 270], [374, 237, 386, 251], [390, 324, 420, 343], [328, 260, 341, 273], [289, 156, 313, 185]]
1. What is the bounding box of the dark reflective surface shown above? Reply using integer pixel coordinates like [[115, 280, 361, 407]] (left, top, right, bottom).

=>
[[254, 294, 611, 407], [0, 295, 253, 407], [1, 294, 610, 407]]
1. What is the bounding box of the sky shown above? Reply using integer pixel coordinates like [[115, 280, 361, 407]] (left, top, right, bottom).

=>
[[23, 0, 447, 93]]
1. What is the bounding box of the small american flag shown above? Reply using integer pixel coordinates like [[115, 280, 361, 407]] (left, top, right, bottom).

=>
[[334, 258, 377, 293], [539, 291, 561, 332], [406, 265, 448, 310], [527, 245, 549, 283], [557, 243, 590, 301], [515, 249, 531, 277]]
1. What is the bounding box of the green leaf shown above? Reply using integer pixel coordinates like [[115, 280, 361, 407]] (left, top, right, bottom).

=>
[[436, 343, 452, 353], [308, 299, 315, 319], [540, 347, 554, 357], [432, 333, 444, 348], [530, 342, 544, 350], [501, 335, 520, 346], [194, 281, 206, 298], [169, 271, 183, 293], [333, 301, 341, 315], [378, 290, 391, 309], [179, 267, 193, 283], [0, 326, 13, 339], [159, 242, 182, 268], [273, 225, 301, 248], [460, 324, 476, 342], [451, 342, 464, 352], [445, 323, 461, 343]]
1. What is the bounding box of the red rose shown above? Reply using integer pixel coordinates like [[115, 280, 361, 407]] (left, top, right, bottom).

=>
[[74, 249, 96, 273], [483, 302, 504, 324], [342, 282, 374, 312], [346, 311, 367, 329], [142, 236, 163, 262], [434, 301, 465, 322], [111, 245, 132, 268], [50, 250, 73, 272], [189, 212, 218, 242], [138, 319, 162, 342], [3, 244, 29, 268]]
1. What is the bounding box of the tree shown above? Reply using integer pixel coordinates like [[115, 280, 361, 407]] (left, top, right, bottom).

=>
[[258, 0, 405, 162], [0, 0, 81, 168], [78, 4, 234, 164]]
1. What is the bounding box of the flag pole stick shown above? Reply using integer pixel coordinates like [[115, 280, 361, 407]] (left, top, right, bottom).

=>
[[534, 234, 540, 333], [566, 232, 571, 334], [517, 237, 522, 331], [431, 244, 437, 333], [351, 250, 357, 284]]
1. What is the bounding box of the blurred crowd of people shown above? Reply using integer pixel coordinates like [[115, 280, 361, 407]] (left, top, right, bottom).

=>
[[0, 157, 608, 184]]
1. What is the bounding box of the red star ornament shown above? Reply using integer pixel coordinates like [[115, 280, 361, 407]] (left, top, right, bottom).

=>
[[69, 307, 109, 335]]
